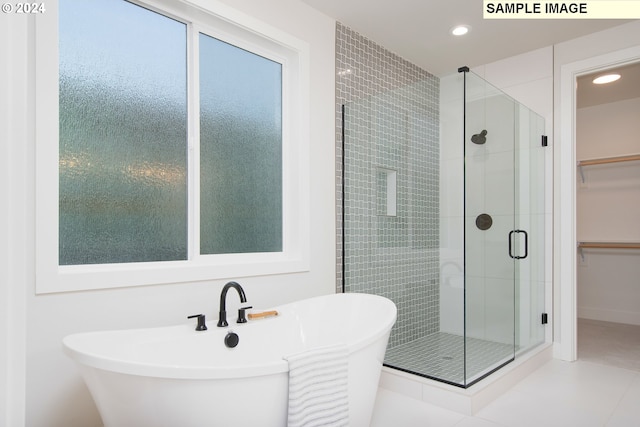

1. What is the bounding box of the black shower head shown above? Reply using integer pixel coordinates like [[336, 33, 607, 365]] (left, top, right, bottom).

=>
[[471, 129, 487, 145]]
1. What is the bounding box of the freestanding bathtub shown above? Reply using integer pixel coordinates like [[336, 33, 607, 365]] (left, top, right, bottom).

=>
[[63, 292, 397, 427]]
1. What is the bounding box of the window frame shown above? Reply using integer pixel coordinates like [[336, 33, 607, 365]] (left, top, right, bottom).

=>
[[35, 0, 310, 294]]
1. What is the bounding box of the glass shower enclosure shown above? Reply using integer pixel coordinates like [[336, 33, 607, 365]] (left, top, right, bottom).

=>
[[341, 68, 546, 388]]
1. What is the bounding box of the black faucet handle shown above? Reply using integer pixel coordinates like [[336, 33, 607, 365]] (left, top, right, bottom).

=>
[[187, 314, 208, 331], [237, 306, 253, 323]]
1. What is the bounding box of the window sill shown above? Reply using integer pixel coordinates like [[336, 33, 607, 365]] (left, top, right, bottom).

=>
[[37, 253, 309, 294]]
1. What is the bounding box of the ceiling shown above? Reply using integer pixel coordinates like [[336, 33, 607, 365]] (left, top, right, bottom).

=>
[[577, 62, 640, 108], [300, 0, 634, 77]]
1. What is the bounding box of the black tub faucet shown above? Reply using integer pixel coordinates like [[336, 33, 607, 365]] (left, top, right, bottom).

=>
[[217, 281, 248, 327]]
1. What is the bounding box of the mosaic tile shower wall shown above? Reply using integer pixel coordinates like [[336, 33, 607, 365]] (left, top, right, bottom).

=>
[[336, 23, 441, 348]]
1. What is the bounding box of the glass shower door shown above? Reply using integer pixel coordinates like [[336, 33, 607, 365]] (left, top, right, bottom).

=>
[[463, 71, 517, 384], [515, 105, 547, 353]]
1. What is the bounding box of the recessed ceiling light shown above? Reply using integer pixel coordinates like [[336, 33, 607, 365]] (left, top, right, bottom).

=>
[[451, 25, 470, 36], [592, 73, 621, 84]]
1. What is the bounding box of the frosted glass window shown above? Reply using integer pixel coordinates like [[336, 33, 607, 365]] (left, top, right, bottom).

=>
[[59, 0, 188, 265], [199, 33, 283, 254], [40, 0, 306, 292]]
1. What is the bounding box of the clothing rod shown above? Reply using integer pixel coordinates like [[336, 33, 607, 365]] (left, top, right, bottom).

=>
[[578, 242, 640, 249], [577, 154, 640, 167]]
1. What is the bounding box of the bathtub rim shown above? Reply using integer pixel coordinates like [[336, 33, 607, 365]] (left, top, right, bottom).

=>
[[63, 292, 397, 380]]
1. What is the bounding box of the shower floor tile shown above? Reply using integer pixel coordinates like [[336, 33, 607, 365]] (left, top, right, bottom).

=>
[[385, 332, 515, 386]]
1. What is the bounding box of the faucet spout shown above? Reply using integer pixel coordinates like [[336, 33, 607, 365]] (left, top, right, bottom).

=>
[[217, 281, 247, 327]]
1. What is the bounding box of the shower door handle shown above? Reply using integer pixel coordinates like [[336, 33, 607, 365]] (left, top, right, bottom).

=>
[[509, 230, 528, 260]]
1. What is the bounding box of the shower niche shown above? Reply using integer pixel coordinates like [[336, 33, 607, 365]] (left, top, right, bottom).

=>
[[341, 68, 546, 388]]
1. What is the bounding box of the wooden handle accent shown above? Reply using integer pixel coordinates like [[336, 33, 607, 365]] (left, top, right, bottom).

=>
[[248, 310, 278, 320]]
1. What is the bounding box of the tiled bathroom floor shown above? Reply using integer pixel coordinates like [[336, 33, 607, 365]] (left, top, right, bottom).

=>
[[578, 318, 640, 372], [371, 359, 640, 427], [385, 333, 514, 385], [372, 320, 640, 426]]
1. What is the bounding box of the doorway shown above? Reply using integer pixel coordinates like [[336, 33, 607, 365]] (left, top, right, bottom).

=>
[[557, 44, 640, 363], [575, 63, 640, 370]]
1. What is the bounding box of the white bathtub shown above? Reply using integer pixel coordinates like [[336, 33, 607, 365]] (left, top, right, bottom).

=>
[[63, 292, 397, 427]]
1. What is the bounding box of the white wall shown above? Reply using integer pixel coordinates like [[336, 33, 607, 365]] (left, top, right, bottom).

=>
[[576, 97, 640, 325], [2, 0, 336, 426], [1, 12, 28, 427]]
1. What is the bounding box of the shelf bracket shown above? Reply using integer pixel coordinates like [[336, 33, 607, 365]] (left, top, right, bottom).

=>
[[578, 163, 585, 183], [577, 243, 585, 262]]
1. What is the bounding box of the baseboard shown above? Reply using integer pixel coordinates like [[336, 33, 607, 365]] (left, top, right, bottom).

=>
[[578, 307, 640, 326]]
